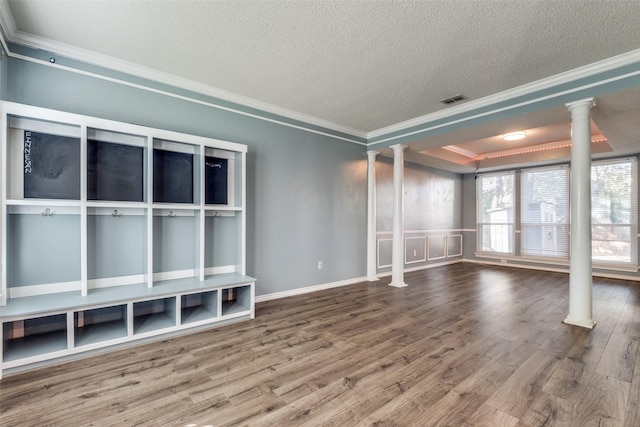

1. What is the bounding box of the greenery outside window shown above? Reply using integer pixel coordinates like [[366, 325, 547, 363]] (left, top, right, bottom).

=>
[[591, 158, 638, 266], [520, 165, 570, 258], [477, 171, 515, 254]]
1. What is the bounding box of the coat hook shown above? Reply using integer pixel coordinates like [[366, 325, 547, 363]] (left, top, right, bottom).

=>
[[42, 208, 54, 216], [112, 209, 121, 217], [168, 210, 176, 218]]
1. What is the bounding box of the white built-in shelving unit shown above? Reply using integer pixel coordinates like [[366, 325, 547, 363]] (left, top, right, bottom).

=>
[[0, 102, 255, 377]]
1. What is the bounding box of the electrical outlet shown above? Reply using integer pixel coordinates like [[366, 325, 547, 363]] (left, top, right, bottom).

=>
[[413, 249, 417, 256], [318, 261, 323, 269]]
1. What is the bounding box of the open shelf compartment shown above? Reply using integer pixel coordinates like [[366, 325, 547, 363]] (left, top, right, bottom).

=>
[[2, 313, 68, 362], [181, 291, 219, 324], [74, 305, 128, 347], [221, 285, 252, 317], [133, 297, 176, 335]]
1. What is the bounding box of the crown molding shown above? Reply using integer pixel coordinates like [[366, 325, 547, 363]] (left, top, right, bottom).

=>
[[367, 48, 640, 141], [0, 1, 16, 36], [2, 1, 640, 148], [1, 25, 368, 141]]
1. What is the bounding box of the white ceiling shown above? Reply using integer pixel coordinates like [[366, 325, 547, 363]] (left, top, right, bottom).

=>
[[4, 0, 640, 171]]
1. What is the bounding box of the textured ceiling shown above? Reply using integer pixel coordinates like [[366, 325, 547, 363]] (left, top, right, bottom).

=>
[[7, 0, 640, 133]]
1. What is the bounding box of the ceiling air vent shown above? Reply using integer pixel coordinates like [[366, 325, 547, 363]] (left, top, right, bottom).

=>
[[440, 94, 468, 105]]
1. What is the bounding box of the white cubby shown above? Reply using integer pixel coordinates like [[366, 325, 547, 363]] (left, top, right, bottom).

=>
[[74, 305, 128, 347], [0, 102, 255, 377]]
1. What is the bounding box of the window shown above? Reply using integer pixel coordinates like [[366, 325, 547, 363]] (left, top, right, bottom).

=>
[[520, 166, 569, 258], [477, 171, 515, 254], [591, 158, 637, 265]]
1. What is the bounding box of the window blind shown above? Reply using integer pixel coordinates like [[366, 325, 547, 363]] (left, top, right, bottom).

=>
[[520, 165, 570, 258], [591, 158, 638, 265], [477, 171, 515, 254]]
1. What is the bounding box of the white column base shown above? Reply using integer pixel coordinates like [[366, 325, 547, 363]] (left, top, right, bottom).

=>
[[563, 315, 597, 329], [389, 281, 408, 288], [367, 276, 380, 282]]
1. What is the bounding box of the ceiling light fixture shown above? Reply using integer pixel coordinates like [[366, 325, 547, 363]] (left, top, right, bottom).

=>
[[503, 131, 527, 141]]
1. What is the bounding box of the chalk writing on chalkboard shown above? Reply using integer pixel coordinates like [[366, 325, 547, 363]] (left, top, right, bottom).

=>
[[24, 131, 80, 200], [205, 156, 228, 205], [153, 148, 194, 204], [87, 140, 144, 202]]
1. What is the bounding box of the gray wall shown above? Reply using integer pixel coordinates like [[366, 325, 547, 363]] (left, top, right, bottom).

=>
[[375, 156, 463, 271], [376, 157, 462, 231], [6, 57, 367, 296]]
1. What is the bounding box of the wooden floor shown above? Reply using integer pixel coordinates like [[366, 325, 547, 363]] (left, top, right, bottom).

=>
[[1, 263, 640, 426]]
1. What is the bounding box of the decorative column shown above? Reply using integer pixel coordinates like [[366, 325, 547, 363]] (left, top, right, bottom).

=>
[[390, 144, 407, 288], [367, 150, 379, 281], [564, 97, 596, 329]]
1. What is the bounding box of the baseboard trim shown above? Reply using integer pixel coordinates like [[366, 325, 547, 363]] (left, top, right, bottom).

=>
[[464, 258, 640, 282], [255, 276, 369, 303], [256, 259, 464, 303]]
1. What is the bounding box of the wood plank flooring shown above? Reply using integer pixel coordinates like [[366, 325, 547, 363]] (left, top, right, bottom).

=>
[[2, 263, 640, 426]]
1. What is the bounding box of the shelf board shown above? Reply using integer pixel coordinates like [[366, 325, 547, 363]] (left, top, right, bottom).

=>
[[181, 305, 218, 324], [3, 330, 68, 362], [222, 301, 251, 317], [133, 313, 175, 335], [75, 320, 128, 347], [1, 274, 255, 319], [6, 199, 81, 207]]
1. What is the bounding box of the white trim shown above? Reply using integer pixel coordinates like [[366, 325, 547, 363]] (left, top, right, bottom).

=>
[[371, 67, 640, 146], [376, 259, 463, 277], [256, 259, 467, 303], [2, 33, 367, 144], [255, 276, 368, 303], [377, 228, 472, 235], [152, 269, 195, 282], [447, 234, 463, 257], [405, 236, 427, 264], [203, 265, 236, 276], [377, 238, 392, 269], [368, 48, 640, 140], [87, 274, 146, 289], [8, 281, 82, 298], [464, 258, 640, 282], [0, 1, 17, 37], [2, 10, 640, 146], [427, 235, 447, 261]]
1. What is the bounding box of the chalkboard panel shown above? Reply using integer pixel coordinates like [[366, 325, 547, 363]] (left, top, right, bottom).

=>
[[24, 131, 80, 200], [87, 140, 144, 202], [205, 156, 228, 205], [153, 149, 193, 204]]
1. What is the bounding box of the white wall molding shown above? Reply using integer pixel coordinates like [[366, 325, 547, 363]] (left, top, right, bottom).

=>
[[0, 34, 367, 146], [368, 48, 640, 141], [256, 258, 465, 303], [255, 276, 368, 303], [9, 281, 82, 299], [465, 258, 640, 282], [2, 9, 640, 149]]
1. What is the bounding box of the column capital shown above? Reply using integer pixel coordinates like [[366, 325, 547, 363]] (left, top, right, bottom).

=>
[[390, 144, 406, 154], [367, 150, 379, 158], [566, 97, 595, 111]]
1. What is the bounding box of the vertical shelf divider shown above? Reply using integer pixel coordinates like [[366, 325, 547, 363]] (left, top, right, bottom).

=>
[[199, 146, 205, 281], [66, 311, 75, 349], [126, 302, 134, 337], [80, 124, 88, 297], [240, 151, 247, 276], [146, 134, 154, 288], [0, 105, 7, 306]]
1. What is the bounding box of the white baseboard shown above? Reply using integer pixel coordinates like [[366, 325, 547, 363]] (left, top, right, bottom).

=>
[[255, 258, 464, 303], [255, 276, 368, 303], [464, 258, 640, 282]]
